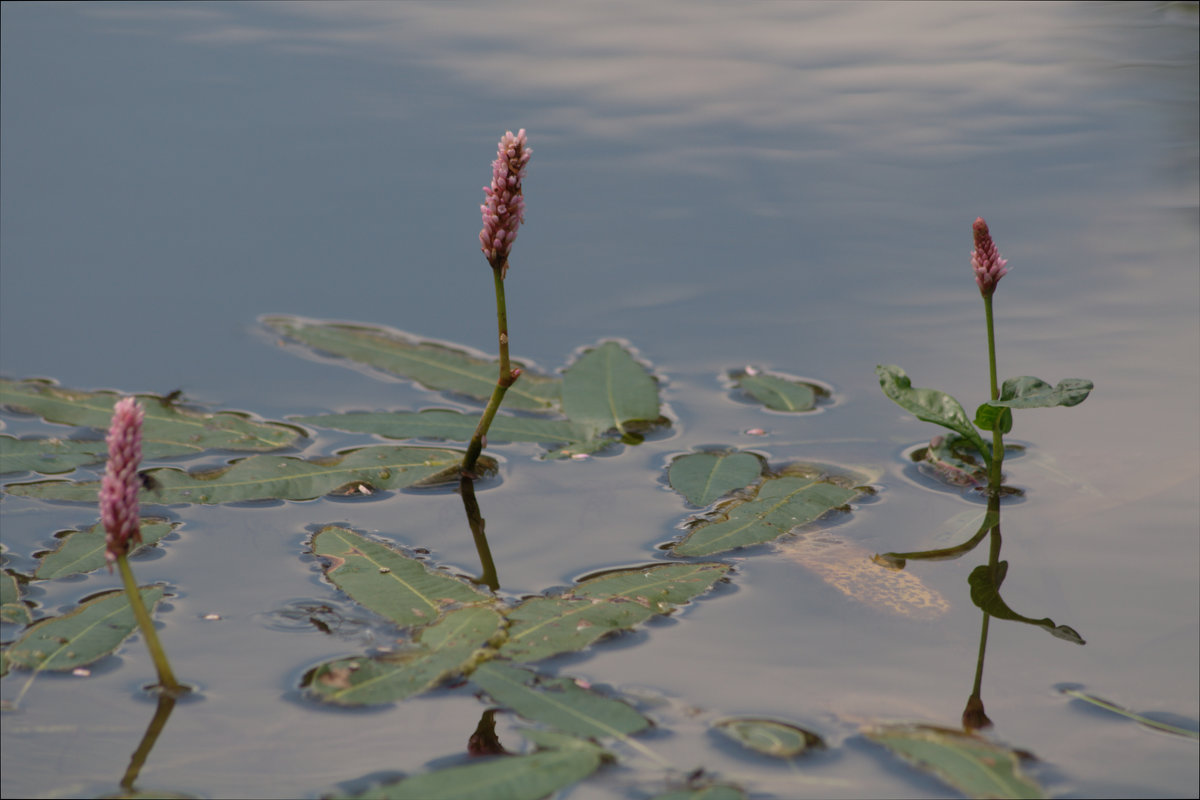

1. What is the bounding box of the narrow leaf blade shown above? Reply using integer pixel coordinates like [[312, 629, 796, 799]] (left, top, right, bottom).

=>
[[295, 409, 591, 446]]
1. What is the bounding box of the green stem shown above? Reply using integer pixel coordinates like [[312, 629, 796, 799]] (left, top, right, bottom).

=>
[[983, 294, 1004, 492], [463, 264, 519, 474], [116, 553, 182, 694]]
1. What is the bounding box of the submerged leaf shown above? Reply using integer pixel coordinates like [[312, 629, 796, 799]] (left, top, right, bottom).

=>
[[864, 723, 1044, 799], [561, 342, 661, 438], [471, 661, 651, 739], [875, 366, 990, 468], [498, 563, 730, 663], [341, 729, 607, 800], [0, 378, 300, 461], [991, 377, 1093, 409], [306, 606, 503, 707], [673, 473, 860, 557], [969, 563, 1084, 644], [262, 316, 560, 411], [1058, 685, 1200, 740], [731, 370, 820, 412], [311, 526, 491, 628], [780, 536, 949, 619], [714, 717, 823, 757], [6, 445, 482, 504], [4, 587, 165, 671], [668, 450, 764, 507], [34, 520, 178, 580]]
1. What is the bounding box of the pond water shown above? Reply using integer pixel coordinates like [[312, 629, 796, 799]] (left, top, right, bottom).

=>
[[2, 2, 1197, 798]]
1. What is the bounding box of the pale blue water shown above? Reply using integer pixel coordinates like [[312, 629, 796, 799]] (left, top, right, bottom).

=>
[[2, 3, 1197, 798]]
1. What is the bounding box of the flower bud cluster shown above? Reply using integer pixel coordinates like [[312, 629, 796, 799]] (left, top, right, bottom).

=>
[[100, 396, 144, 566], [971, 217, 1008, 297], [479, 129, 531, 272]]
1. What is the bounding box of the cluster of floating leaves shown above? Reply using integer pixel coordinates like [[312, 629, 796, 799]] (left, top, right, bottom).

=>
[[0, 318, 1115, 799]]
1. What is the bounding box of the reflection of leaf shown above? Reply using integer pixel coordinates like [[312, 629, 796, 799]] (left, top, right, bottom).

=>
[[781, 536, 949, 619], [673, 473, 860, 557], [667, 450, 764, 507], [305, 606, 503, 707], [5, 587, 164, 671], [1, 570, 30, 624], [312, 527, 492, 628], [714, 717, 823, 757], [561, 342, 661, 438], [731, 370, 819, 412], [262, 315, 561, 412], [991, 377, 1093, 409], [6, 445, 484, 504], [497, 563, 730, 663], [875, 366, 990, 468], [471, 661, 651, 739], [342, 729, 607, 800], [874, 511, 997, 568], [864, 723, 1045, 799], [295, 409, 593, 451], [1058, 685, 1200, 740], [34, 520, 178, 580], [969, 563, 1085, 644], [0, 378, 300, 462]]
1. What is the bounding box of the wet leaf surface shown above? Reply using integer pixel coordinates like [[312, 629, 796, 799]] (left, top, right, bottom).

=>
[[561, 342, 661, 438], [713, 716, 824, 758], [1, 569, 30, 624], [667, 450, 764, 507], [294, 409, 593, 451], [730, 370, 820, 412], [875, 366, 990, 468], [992, 376, 1094, 409]]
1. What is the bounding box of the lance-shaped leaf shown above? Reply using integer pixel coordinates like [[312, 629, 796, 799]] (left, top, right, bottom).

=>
[[0, 435, 112, 475], [294, 409, 592, 450], [730, 370, 821, 412], [305, 605, 503, 707], [471, 661, 651, 739], [668, 450, 765, 507], [969, 563, 1084, 644], [34, 520, 178, 580], [4, 586, 165, 671], [340, 729, 608, 800], [864, 723, 1045, 799], [1058, 685, 1200, 740], [262, 316, 561, 412], [561, 342, 661, 438], [875, 366, 990, 468], [673, 473, 861, 557], [713, 717, 823, 758], [0, 379, 301, 461], [5, 445, 483, 504], [311, 526, 491, 628], [990, 377, 1093, 409], [2, 569, 31, 624], [498, 563, 731, 663]]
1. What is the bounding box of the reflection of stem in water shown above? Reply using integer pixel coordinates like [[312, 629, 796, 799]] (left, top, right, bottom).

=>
[[964, 495, 1002, 731], [468, 709, 509, 756], [460, 475, 499, 591], [120, 693, 177, 791]]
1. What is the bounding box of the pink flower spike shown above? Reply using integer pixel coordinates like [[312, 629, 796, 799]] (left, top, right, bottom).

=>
[[971, 217, 1008, 297], [100, 396, 144, 568], [479, 129, 531, 274]]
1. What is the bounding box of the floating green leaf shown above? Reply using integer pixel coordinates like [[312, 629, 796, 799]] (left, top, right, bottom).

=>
[[714, 717, 823, 758], [294, 409, 592, 450], [0, 435, 112, 475], [2, 569, 30, 624], [1058, 685, 1200, 740], [341, 729, 608, 800], [864, 723, 1044, 799], [673, 473, 860, 557], [969, 563, 1084, 644], [991, 377, 1094, 409], [731, 370, 819, 412], [311, 526, 491, 628], [4, 586, 165, 671], [498, 563, 730, 663], [305, 605, 503, 707], [668, 451, 764, 507], [471, 661, 651, 739], [0, 378, 301, 460], [33, 520, 178, 581], [5, 445, 482, 504], [875, 366, 990, 468], [561, 342, 661, 438], [262, 316, 561, 412]]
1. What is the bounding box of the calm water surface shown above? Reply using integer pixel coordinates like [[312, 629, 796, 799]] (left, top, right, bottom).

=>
[[2, 2, 1197, 798]]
